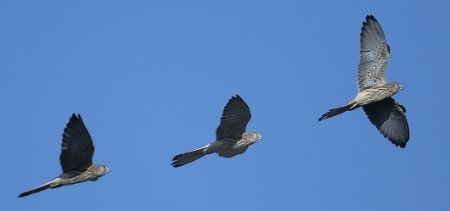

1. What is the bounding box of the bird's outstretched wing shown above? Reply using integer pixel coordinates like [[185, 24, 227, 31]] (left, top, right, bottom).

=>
[[216, 95, 251, 140], [60, 114, 94, 173], [358, 15, 390, 91], [363, 97, 409, 148]]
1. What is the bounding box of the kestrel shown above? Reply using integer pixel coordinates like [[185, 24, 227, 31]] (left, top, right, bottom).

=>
[[18, 114, 110, 198], [171, 95, 262, 167], [318, 15, 409, 148]]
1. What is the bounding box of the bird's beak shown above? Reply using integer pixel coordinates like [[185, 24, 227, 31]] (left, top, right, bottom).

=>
[[106, 167, 111, 173], [257, 134, 263, 140]]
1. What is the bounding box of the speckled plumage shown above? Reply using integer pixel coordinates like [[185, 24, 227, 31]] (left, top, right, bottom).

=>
[[319, 15, 409, 148]]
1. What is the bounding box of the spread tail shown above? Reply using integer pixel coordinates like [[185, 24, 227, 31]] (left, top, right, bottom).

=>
[[171, 146, 210, 168], [18, 181, 52, 198], [319, 102, 358, 121]]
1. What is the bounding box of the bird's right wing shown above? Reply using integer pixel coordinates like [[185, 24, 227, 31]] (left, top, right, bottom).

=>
[[357, 15, 389, 91], [363, 97, 409, 148], [216, 95, 251, 140], [59, 114, 94, 173]]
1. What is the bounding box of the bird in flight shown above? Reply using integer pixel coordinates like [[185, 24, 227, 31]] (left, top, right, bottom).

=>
[[171, 95, 262, 167], [18, 114, 110, 198], [318, 15, 409, 148]]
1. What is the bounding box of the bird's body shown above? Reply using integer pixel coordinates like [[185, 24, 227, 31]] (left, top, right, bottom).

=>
[[52, 165, 109, 187], [18, 114, 110, 198], [353, 83, 401, 106], [319, 15, 409, 148], [319, 83, 402, 121], [171, 95, 261, 167], [209, 132, 261, 157]]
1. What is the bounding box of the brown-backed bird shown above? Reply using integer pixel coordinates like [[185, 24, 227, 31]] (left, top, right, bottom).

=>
[[18, 114, 110, 197], [319, 15, 409, 148], [172, 95, 262, 167]]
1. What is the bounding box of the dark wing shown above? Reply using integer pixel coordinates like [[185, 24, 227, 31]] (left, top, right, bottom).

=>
[[59, 114, 94, 173], [357, 15, 390, 91], [363, 98, 409, 148], [217, 147, 248, 158], [216, 95, 251, 140]]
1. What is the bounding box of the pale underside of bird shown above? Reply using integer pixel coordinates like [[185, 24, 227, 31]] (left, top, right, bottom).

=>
[[18, 114, 110, 198], [318, 15, 409, 148], [171, 95, 262, 168]]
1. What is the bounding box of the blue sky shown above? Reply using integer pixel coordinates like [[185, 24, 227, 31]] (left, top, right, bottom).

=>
[[1, 0, 449, 210]]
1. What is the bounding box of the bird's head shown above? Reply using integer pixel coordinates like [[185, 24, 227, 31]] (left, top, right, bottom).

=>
[[243, 132, 262, 144], [256, 133, 263, 141], [92, 165, 111, 177], [389, 82, 403, 93]]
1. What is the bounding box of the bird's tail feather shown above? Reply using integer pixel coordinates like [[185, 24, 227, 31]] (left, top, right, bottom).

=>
[[171, 146, 210, 168], [319, 102, 358, 121], [18, 181, 52, 198]]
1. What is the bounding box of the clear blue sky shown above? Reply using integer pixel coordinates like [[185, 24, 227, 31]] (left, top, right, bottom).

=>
[[1, 0, 449, 210]]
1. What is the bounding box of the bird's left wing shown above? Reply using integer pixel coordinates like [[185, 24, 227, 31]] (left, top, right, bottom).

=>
[[216, 95, 251, 140], [59, 114, 94, 173]]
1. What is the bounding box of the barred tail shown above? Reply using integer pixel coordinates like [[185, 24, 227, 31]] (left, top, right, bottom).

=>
[[171, 146, 210, 168], [18, 181, 52, 198], [319, 102, 358, 121]]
